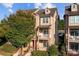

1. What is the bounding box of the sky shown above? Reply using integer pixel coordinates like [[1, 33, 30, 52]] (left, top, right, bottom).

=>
[[0, 3, 70, 20]]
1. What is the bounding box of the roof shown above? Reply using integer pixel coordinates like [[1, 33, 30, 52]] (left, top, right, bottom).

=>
[[65, 3, 79, 16], [65, 11, 79, 16], [34, 8, 57, 17]]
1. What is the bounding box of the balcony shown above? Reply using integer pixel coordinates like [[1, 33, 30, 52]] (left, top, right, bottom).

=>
[[68, 36, 79, 43], [39, 22, 51, 28], [38, 33, 49, 40], [40, 22, 51, 26], [69, 23, 79, 27], [38, 36, 49, 40]]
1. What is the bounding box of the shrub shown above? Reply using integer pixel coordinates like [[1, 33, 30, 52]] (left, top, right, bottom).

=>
[[48, 45, 58, 56], [31, 50, 48, 56], [60, 45, 66, 56]]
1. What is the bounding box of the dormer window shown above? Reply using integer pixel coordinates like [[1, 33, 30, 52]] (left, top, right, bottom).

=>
[[73, 4, 76, 8], [46, 9, 48, 12], [71, 4, 77, 11], [45, 8, 50, 14]]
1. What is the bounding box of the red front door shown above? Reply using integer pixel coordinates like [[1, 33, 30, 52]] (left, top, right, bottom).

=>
[[32, 40, 34, 49], [32, 40, 37, 50]]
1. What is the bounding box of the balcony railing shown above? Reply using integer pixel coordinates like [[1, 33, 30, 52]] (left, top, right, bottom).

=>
[[68, 36, 79, 42], [69, 23, 79, 26], [40, 22, 51, 26], [38, 34, 49, 40]]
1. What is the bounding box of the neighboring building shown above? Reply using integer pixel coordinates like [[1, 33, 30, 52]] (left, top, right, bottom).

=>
[[64, 3, 79, 55], [30, 8, 59, 51]]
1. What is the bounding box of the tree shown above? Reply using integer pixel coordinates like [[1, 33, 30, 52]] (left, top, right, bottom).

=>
[[0, 19, 9, 38], [48, 45, 58, 56], [58, 19, 64, 30], [0, 19, 9, 44], [3, 10, 35, 55]]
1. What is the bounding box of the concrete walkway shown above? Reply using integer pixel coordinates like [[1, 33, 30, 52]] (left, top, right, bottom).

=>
[[13, 48, 21, 56], [13, 43, 32, 56], [25, 50, 31, 56], [24, 48, 33, 56]]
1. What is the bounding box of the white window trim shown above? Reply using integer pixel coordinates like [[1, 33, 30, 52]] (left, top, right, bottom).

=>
[[69, 16, 79, 24], [41, 17, 50, 24]]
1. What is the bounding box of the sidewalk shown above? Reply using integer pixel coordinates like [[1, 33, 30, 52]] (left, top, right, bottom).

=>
[[13, 48, 21, 56], [13, 44, 31, 56], [24, 48, 33, 56], [25, 50, 31, 56]]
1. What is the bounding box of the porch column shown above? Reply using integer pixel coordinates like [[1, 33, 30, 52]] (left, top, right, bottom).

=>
[[36, 28, 39, 50], [35, 40, 37, 50], [67, 28, 70, 51], [37, 37, 39, 50], [34, 40, 35, 50], [48, 27, 51, 46]]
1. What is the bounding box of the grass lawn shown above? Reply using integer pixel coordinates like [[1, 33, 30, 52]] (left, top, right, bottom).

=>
[[0, 43, 18, 56]]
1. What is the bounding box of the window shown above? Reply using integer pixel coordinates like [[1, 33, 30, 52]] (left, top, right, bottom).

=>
[[70, 43, 74, 50], [43, 42, 48, 47], [46, 9, 48, 12], [41, 17, 49, 24], [43, 29, 48, 37], [46, 17, 48, 23], [70, 43, 79, 51], [43, 18, 45, 23], [39, 40, 48, 48], [70, 29, 79, 36], [71, 4, 77, 11], [69, 16, 79, 24], [73, 4, 76, 8], [75, 16, 79, 23], [69, 16, 75, 24], [43, 41, 48, 47]]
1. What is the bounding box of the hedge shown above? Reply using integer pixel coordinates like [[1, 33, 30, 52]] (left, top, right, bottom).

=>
[[48, 45, 58, 56], [31, 50, 48, 56]]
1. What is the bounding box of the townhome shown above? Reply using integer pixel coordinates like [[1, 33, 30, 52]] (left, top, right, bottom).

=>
[[30, 7, 59, 51], [64, 3, 79, 55]]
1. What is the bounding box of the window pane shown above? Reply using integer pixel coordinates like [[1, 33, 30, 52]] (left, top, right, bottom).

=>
[[70, 30, 75, 36], [70, 43, 79, 51], [70, 29, 79, 36], [75, 43, 78, 51], [45, 17, 48, 23], [43, 41, 48, 47], [75, 16, 79, 23], [69, 16, 79, 24], [41, 17, 49, 24], [43, 29, 48, 36], [43, 18, 45, 23], [73, 5, 76, 8], [70, 43, 74, 50], [69, 16, 75, 24]]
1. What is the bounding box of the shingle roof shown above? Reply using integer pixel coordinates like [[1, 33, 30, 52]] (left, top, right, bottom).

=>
[[65, 3, 79, 16], [37, 8, 57, 17]]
